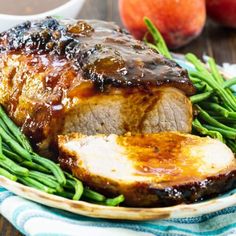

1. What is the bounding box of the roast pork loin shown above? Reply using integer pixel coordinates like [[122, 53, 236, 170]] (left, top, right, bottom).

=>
[[0, 18, 195, 153], [59, 132, 236, 207]]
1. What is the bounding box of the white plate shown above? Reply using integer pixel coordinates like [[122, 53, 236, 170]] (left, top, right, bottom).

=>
[[0, 176, 236, 221]]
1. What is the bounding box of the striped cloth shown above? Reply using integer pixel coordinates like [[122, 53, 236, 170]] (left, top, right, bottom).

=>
[[0, 61, 236, 236], [1, 186, 236, 236]]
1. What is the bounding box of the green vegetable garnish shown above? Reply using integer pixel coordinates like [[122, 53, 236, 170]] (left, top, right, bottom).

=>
[[144, 17, 236, 153]]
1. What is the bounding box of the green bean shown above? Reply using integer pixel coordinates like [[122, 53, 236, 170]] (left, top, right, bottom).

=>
[[191, 79, 212, 92], [210, 96, 220, 103], [29, 171, 63, 192], [43, 174, 57, 182], [208, 57, 224, 84], [29, 171, 57, 181], [200, 102, 231, 118], [64, 179, 75, 190], [226, 87, 236, 104], [187, 54, 236, 111], [221, 103, 234, 112], [32, 153, 66, 185], [56, 191, 74, 199], [227, 140, 236, 153], [0, 106, 32, 152], [190, 91, 212, 103], [72, 180, 83, 200], [189, 76, 201, 84], [2, 142, 10, 150], [193, 83, 208, 92], [31, 170, 58, 183], [144, 39, 162, 54], [190, 71, 236, 111], [0, 135, 3, 155], [186, 53, 208, 72], [0, 167, 17, 181], [0, 118, 10, 133], [192, 118, 224, 141], [203, 125, 236, 139], [196, 105, 236, 133], [64, 172, 83, 200], [65, 179, 123, 205], [223, 77, 236, 89], [59, 179, 85, 200], [144, 17, 172, 59], [0, 136, 25, 174], [0, 154, 29, 176], [2, 143, 17, 153], [0, 126, 32, 161], [211, 116, 236, 124], [21, 161, 50, 173], [105, 195, 125, 206], [59, 189, 124, 206], [226, 112, 236, 119], [83, 188, 106, 202], [2, 148, 23, 163], [144, 35, 164, 54], [0, 119, 15, 140], [18, 176, 56, 194]]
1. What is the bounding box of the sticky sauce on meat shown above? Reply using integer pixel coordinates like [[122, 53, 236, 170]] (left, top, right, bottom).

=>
[[117, 132, 204, 186], [0, 18, 195, 94], [0, 18, 195, 150]]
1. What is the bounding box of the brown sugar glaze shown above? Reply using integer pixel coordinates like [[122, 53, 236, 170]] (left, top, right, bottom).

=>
[[117, 132, 207, 187]]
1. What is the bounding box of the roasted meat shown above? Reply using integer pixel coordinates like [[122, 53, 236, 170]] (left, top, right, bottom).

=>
[[59, 132, 236, 207], [0, 17, 195, 153]]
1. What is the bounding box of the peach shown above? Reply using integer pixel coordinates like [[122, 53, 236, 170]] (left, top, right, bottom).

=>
[[206, 0, 236, 28], [119, 0, 206, 49]]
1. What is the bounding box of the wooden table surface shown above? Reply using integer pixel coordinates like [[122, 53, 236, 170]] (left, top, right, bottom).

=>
[[1, 0, 236, 235]]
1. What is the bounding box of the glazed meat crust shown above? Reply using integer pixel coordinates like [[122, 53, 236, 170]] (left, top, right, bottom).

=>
[[0, 18, 195, 153]]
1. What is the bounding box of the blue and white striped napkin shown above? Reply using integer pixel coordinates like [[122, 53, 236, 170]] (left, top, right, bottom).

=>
[[2, 186, 236, 236]]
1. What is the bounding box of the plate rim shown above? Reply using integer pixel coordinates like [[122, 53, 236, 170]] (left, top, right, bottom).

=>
[[1, 176, 236, 221]]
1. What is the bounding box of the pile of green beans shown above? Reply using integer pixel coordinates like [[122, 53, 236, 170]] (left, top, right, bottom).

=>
[[186, 54, 236, 152], [144, 18, 236, 153], [0, 106, 124, 206]]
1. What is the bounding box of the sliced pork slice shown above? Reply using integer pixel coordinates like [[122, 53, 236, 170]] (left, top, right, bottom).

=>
[[58, 132, 236, 207]]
